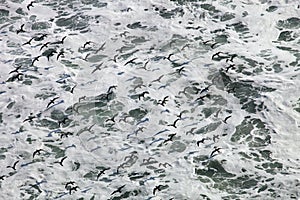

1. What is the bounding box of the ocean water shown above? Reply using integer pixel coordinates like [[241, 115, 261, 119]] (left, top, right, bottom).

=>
[[0, 0, 300, 199]]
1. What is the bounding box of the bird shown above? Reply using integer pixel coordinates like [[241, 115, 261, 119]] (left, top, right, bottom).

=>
[[153, 185, 164, 195], [46, 97, 59, 108], [46, 49, 57, 61], [140, 59, 150, 70], [225, 64, 235, 72], [40, 42, 50, 51], [210, 147, 221, 158], [58, 36, 67, 44], [167, 119, 180, 128], [94, 42, 106, 53], [138, 91, 149, 100], [200, 85, 212, 94], [55, 156, 67, 166], [27, 1, 35, 10], [157, 96, 169, 106], [212, 51, 225, 60], [212, 135, 220, 142], [58, 116, 68, 127], [0, 175, 7, 180], [124, 57, 137, 66], [56, 50, 64, 60], [16, 24, 25, 34], [164, 53, 174, 62], [186, 127, 196, 135], [23, 37, 34, 46], [111, 185, 125, 195], [31, 55, 41, 66], [7, 160, 19, 170], [176, 66, 185, 75], [91, 62, 104, 74], [35, 34, 47, 41], [105, 91, 113, 101], [107, 85, 117, 93], [105, 114, 118, 123], [96, 168, 110, 180], [150, 75, 164, 84], [33, 149, 44, 158], [60, 131, 73, 139], [196, 138, 210, 146], [195, 94, 211, 101], [83, 41, 92, 48], [223, 115, 232, 124], [23, 114, 36, 123], [163, 133, 176, 144], [210, 42, 218, 49], [176, 111, 186, 119], [69, 186, 79, 195], [65, 181, 75, 189], [9, 66, 22, 74]]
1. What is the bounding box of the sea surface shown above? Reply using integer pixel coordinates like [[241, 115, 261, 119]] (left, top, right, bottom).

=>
[[0, 0, 300, 199]]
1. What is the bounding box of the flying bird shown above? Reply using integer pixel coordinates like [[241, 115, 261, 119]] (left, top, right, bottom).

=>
[[7, 160, 19, 170], [153, 185, 164, 195], [111, 185, 125, 195], [46, 97, 59, 108], [27, 1, 35, 10]]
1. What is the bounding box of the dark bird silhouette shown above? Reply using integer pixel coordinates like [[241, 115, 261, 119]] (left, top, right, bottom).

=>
[[212, 51, 225, 60], [23, 37, 34, 46], [58, 36, 67, 44], [163, 133, 176, 144], [7, 160, 19, 170], [83, 41, 92, 48], [91, 62, 103, 74], [16, 24, 25, 34], [70, 84, 77, 94], [203, 40, 213, 45], [141, 59, 150, 70], [47, 97, 59, 108], [186, 127, 196, 135], [27, 1, 35, 10], [210, 147, 221, 158], [60, 131, 73, 139], [176, 66, 185, 75], [196, 94, 211, 101], [69, 186, 79, 195], [94, 42, 106, 54], [197, 138, 210, 146], [223, 115, 232, 124], [31, 55, 41, 66], [9, 66, 22, 74], [23, 113, 36, 123], [124, 57, 137, 66], [65, 181, 75, 189], [105, 91, 113, 101], [212, 135, 219, 142], [138, 91, 149, 100], [151, 75, 164, 84], [111, 185, 125, 195], [164, 53, 174, 62], [200, 85, 212, 94], [33, 149, 44, 158], [153, 185, 164, 195], [35, 34, 47, 41], [56, 50, 64, 60], [40, 42, 50, 51], [120, 31, 129, 37], [96, 168, 110, 180], [226, 54, 237, 62], [167, 119, 180, 128], [55, 156, 67, 166], [176, 111, 186, 119], [0, 175, 7, 180], [157, 96, 169, 106], [105, 114, 118, 123], [107, 85, 117, 93]]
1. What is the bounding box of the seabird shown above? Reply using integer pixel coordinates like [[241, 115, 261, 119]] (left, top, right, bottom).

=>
[[31, 55, 41, 66], [23, 113, 36, 123], [55, 156, 67, 166], [7, 160, 19, 170], [70, 84, 77, 94], [164, 53, 174, 62], [200, 85, 212, 94], [65, 181, 75, 189], [35, 34, 47, 41], [124, 57, 137, 66], [94, 42, 106, 53], [157, 96, 169, 106], [158, 162, 172, 168], [9, 66, 22, 74], [91, 62, 104, 74], [27, 1, 35, 10], [153, 185, 164, 195], [40, 42, 50, 51], [212, 135, 219, 142], [111, 185, 125, 195], [197, 138, 210, 146], [56, 50, 64, 60], [23, 37, 34, 46], [16, 24, 25, 34], [210, 147, 221, 158], [138, 91, 149, 100], [210, 42, 218, 49], [176, 66, 185, 75], [69, 186, 79, 195], [163, 133, 176, 144], [58, 116, 68, 127], [33, 149, 44, 158], [105, 114, 118, 123], [225, 64, 235, 72], [167, 119, 180, 128], [150, 74, 164, 84], [83, 41, 92, 48], [46, 97, 59, 108], [0, 175, 7, 180], [96, 168, 110, 180], [186, 127, 196, 135], [60, 131, 73, 139], [107, 85, 117, 93]]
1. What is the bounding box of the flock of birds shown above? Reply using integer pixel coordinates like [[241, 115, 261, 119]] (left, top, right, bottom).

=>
[[1, 1, 264, 199]]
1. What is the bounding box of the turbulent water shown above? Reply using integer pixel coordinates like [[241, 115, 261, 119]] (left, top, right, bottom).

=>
[[1, 0, 300, 199]]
